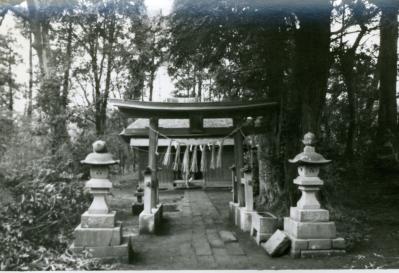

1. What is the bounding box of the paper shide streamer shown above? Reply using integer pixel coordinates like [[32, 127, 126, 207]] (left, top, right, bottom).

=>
[[182, 145, 190, 175], [210, 143, 216, 170], [163, 140, 172, 166], [172, 143, 181, 171], [200, 145, 208, 173], [190, 145, 198, 173], [216, 140, 224, 169]]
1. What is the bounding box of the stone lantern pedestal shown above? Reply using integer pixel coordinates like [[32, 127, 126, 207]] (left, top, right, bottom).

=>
[[70, 141, 133, 261], [284, 133, 345, 258]]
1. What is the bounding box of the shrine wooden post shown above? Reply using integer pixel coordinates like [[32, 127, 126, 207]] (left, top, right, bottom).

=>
[[234, 119, 245, 207], [139, 118, 163, 234], [149, 118, 159, 207]]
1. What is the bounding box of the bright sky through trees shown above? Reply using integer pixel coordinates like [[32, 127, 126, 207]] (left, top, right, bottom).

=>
[[0, 0, 175, 112]]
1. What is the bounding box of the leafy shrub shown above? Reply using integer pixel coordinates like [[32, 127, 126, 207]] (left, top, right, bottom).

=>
[[0, 178, 111, 270]]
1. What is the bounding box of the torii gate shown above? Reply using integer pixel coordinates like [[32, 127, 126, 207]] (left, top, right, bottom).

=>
[[111, 99, 279, 234]]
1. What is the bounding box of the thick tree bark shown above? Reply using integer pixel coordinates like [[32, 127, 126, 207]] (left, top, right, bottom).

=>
[[377, 5, 398, 140], [294, 7, 331, 135], [284, 1, 331, 206]]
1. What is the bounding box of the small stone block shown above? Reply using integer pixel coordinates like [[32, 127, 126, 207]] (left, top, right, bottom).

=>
[[234, 205, 241, 226], [308, 239, 331, 250], [332, 237, 346, 249], [257, 213, 278, 234], [73, 224, 121, 247], [239, 207, 253, 232], [229, 202, 238, 220], [291, 238, 308, 251], [219, 230, 237, 243], [139, 212, 155, 234], [301, 249, 346, 258], [284, 217, 336, 239], [262, 230, 291, 257], [81, 211, 116, 228], [132, 202, 144, 215], [290, 207, 329, 222]]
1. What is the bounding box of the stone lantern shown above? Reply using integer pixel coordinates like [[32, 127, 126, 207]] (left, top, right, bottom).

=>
[[283, 132, 345, 258], [71, 140, 132, 261]]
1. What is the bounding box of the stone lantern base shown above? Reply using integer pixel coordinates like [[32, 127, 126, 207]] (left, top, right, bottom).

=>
[[70, 211, 133, 262], [284, 207, 346, 258]]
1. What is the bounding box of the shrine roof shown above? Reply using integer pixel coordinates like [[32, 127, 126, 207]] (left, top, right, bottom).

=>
[[110, 99, 278, 118]]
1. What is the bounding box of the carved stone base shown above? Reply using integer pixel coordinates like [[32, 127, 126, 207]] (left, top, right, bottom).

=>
[[81, 211, 116, 228], [139, 203, 163, 234], [70, 238, 133, 262], [239, 207, 253, 232], [284, 206, 345, 258], [73, 224, 122, 247]]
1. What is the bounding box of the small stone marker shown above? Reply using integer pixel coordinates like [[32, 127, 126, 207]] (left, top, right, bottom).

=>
[[219, 230, 237, 243], [262, 230, 291, 257]]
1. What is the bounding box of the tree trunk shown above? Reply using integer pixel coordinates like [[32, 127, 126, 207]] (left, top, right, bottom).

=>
[[149, 69, 155, 101], [377, 5, 398, 141], [284, 1, 331, 206], [294, 4, 332, 136], [27, 30, 33, 119], [197, 73, 202, 101], [7, 47, 13, 112]]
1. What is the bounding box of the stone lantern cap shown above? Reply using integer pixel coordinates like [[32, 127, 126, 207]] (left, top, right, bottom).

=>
[[81, 140, 119, 166], [288, 132, 331, 165]]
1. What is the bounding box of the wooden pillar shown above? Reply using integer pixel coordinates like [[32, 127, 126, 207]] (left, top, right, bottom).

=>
[[143, 168, 153, 213], [234, 119, 245, 207], [148, 118, 159, 208], [230, 165, 238, 203]]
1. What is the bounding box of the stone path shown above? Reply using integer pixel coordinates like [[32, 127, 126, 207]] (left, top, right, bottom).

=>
[[116, 189, 348, 270]]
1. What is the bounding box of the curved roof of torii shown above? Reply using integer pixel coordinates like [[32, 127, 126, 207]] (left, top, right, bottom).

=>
[[110, 99, 278, 118]]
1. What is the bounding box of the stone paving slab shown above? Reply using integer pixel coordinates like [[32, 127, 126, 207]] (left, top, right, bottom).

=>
[[219, 230, 238, 243], [206, 229, 224, 248], [128, 189, 265, 269], [226, 242, 246, 256], [197, 255, 217, 268]]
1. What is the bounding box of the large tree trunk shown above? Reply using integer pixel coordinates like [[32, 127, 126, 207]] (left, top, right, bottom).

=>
[[256, 17, 288, 213], [284, 1, 331, 206], [377, 4, 398, 140], [294, 5, 331, 136]]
